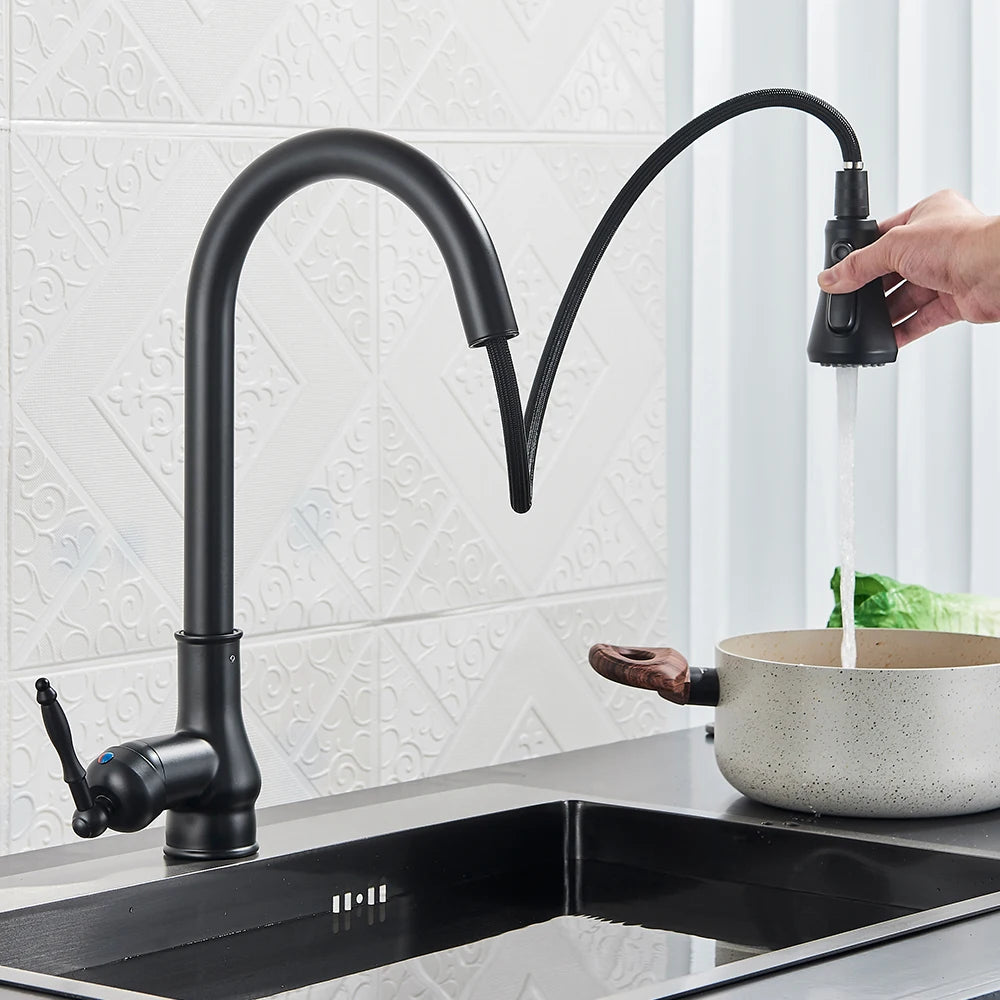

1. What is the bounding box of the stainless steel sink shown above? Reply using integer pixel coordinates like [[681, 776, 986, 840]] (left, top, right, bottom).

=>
[[3, 801, 1000, 1000]]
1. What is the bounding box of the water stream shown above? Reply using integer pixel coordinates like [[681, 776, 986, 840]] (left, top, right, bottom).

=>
[[837, 366, 859, 669]]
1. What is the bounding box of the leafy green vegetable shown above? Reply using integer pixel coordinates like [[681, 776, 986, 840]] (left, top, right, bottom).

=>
[[828, 568, 1000, 636]]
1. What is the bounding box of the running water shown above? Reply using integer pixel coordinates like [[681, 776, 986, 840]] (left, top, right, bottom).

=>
[[837, 366, 858, 669]]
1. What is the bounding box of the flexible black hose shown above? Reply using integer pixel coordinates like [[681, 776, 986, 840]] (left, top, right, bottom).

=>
[[486, 88, 862, 513]]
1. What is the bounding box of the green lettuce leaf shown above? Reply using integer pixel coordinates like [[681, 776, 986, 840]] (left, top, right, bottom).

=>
[[828, 568, 1000, 636]]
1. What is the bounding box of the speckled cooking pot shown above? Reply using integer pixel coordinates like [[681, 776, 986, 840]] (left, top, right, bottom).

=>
[[589, 628, 1000, 819]]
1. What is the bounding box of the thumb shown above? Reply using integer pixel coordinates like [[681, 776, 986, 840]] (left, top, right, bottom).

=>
[[817, 235, 900, 293]]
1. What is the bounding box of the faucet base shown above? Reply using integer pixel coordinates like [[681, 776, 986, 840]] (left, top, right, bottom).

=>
[[164, 807, 258, 860], [169, 631, 262, 860]]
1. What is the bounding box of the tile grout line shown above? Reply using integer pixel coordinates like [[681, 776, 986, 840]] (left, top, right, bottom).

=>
[[10, 577, 671, 679], [6, 120, 664, 145], [1, 75, 10, 851]]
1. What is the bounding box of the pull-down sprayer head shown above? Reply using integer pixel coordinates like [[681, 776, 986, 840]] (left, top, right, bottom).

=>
[[807, 167, 897, 367]]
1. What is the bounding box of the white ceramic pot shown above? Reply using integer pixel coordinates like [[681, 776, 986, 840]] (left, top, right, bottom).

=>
[[589, 628, 1000, 819]]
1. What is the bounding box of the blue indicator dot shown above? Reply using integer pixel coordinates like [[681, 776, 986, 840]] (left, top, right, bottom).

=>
[[98, 751, 114, 764]]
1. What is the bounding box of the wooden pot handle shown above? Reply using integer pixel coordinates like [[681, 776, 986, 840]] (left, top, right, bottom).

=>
[[588, 643, 693, 705]]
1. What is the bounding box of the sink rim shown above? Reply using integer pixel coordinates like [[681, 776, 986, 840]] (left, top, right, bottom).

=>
[[5, 794, 1000, 1000]]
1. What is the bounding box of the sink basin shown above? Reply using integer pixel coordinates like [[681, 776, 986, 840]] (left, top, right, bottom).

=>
[[3, 801, 1000, 999]]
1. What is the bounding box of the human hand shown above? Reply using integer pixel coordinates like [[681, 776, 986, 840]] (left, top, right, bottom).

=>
[[816, 189, 1000, 346]]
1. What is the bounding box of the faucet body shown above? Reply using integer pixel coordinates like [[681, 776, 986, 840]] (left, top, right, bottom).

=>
[[168, 130, 518, 857], [37, 129, 520, 860]]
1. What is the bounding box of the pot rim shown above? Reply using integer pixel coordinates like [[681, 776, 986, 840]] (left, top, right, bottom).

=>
[[715, 627, 1000, 672]]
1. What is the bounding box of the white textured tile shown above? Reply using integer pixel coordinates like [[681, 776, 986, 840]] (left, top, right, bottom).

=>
[[10, 132, 377, 669], [0, 683, 9, 856], [0, 0, 8, 123], [12, 0, 377, 126], [237, 394, 379, 634], [379, 0, 664, 132], [8, 659, 175, 853], [426, 605, 622, 774], [537, 587, 689, 740], [381, 142, 665, 596], [0, 122, 10, 684]]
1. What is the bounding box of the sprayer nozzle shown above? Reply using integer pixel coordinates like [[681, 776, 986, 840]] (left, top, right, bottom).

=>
[[808, 214, 897, 368]]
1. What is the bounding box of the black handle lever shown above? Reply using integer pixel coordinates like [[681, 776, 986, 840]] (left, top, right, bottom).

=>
[[35, 678, 110, 838]]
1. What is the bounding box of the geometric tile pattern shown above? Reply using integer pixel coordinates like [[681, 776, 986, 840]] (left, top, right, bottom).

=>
[[1, 0, 674, 854]]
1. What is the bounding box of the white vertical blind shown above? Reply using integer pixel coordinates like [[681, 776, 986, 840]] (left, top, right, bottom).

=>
[[971, 0, 1000, 596], [668, 0, 994, 665], [688, 0, 735, 668]]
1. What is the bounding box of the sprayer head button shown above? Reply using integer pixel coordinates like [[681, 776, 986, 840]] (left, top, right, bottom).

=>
[[832, 241, 853, 262]]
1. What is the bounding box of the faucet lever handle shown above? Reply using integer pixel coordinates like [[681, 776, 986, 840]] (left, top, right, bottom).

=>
[[35, 678, 109, 838]]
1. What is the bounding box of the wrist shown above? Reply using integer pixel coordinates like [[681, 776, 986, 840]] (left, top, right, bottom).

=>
[[960, 215, 1000, 289]]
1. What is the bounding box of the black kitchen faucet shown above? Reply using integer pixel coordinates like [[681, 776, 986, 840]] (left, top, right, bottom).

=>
[[35, 91, 895, 860], [35, 130, 522, 860]]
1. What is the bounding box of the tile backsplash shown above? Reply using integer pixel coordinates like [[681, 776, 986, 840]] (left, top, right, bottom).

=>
[[1, 0, 675, 854]]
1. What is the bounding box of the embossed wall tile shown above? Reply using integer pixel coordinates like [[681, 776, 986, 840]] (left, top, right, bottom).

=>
[[215, 2, 376, 127], [15, 3, 190, 120], [0, 0, 8, 122], [0, 683, 9, 855], [530, 292, 666, 599], [242, 629, 375, 763], [381, 143, 663, 592], [380, 397, 522, 616], [17, 531, 179, 670], [98, 272, 306, 514], [12, 133, 376, 670], [288, 632, 377, 796], [538, 0, 666, 132], [238, 396, 377, 633], [13, 1, 377, 126], [21, 133, 182, 253], [11, 414, 104, 667], [378, 612, 521, 782], [10, 139, 103, 380], [419, 607, 626, 775], [110, 3, 287, 118], [385, 609, 519, 724], [390, 502, 521, 616], [379, 398, 447, 608], [11, 131, 188, 385], [378, 630, 456, 784], [384, 24, 520, 131], [10, 0, 89, 99], [8, 660, 175, 854], [538, 587, 677, 739], [498, 702, 562, 761], [0, 120, 9, 852], [379, 0, 663, 132], [269, 180, 375, 370], [537, 144, 667, 331]]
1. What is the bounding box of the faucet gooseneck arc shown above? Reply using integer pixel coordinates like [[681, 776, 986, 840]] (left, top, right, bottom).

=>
[[175, 130, 523, 858], [185, 130, 521, 638], [35, 90, 897, 860]]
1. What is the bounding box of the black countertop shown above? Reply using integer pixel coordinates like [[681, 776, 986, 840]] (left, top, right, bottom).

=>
[[3, 726, 1000, 1000]]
